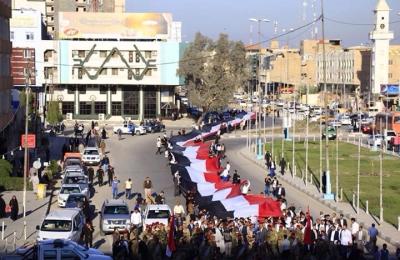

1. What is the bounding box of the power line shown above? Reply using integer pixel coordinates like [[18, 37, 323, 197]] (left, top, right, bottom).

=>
[[326, 16, 400, 26], [30, 15, 322, 70]]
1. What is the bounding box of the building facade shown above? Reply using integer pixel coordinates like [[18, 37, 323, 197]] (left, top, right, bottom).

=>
[[0, 0, 12, 131], [41, 40, 182, 120]]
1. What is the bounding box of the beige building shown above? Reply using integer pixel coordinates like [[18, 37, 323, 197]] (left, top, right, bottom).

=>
[[45, 0, 125, 38], [388, 45, 400, 85]]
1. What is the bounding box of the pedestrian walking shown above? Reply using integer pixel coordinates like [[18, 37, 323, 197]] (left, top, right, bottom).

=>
[[155, 191, 165, 204], [83, 220, 94, 248], [101, 127, 107, 139], [265, 151, 272, 169], [269, 161, 276, 177], [97, 168, 104, 186], [173, 171, 181, 196], [368, 223, 378, 251], [100, 140, 106, 155], [232, 170, 241, 184], [9, 196, 18, 221], [143, 177, 152, 203], [112, 176, 120, 199], [117, 128, 122, 140], [107, 165, 114, 186], [88, 167, 94, 185], [125, 178, 132, 199], [264, 176, 271, 196], [155, 136, 162, 155], [279, 157, 286, 175], [0, 195, 6, 218]]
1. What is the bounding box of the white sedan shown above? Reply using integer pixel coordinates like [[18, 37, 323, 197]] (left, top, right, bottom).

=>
[[368, 135, 383, 147], [340, 116, 352, 125], [113, 123, 146, 135]]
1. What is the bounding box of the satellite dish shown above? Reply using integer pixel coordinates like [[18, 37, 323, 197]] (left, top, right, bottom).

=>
[[33, 159, 42, 170]]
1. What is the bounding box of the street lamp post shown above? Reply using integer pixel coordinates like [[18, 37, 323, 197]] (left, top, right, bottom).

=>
[[249, 18, 270, 158]]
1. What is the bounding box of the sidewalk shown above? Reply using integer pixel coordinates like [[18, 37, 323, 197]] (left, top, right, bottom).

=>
[[239, 146, 400, 249]]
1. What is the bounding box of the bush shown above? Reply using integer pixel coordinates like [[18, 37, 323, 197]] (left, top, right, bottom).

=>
[[47, 160, 60, 179], [0, 159, 31, 192]]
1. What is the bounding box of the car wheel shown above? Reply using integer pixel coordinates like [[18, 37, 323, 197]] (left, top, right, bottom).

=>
[[136, 131, 140, 135]]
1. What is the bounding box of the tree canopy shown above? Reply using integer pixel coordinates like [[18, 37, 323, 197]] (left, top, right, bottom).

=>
[[47, 101, 63, 125], [178, 32, 248, 113]]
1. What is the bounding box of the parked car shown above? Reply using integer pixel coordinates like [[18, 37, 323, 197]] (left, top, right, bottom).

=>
[[12, 239, 111, 260], [62, 172, 89, 198], [113, 122, 146, 135], [328, 120, 342, 128], [322, 126, 337, 140], [367, 134, 383, 147], [143, 120, 165, 133], [143, 204, 172, 226], [58, 184, 85, 207], [99, 199, 131, 235], [383, 129, 397, 144], [36, 209, 85, 242], [65, 193, 87, 209], [82, 147, 101, 166], [340, 116, 352, 125], [63, 153, 83, 170]]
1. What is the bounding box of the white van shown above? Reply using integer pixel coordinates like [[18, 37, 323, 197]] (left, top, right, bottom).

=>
[[143, 204, 171, 226], [37, 209, 85, 242]]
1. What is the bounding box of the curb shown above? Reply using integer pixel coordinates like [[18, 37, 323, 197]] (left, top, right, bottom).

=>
[[238, 148, 400, 248]]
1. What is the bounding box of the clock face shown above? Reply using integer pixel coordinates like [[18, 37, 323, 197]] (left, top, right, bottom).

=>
[[380, 24, 385, 29]]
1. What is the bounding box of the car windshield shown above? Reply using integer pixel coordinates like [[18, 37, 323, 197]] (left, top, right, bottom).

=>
[[65, 176, 87, 185], [104, 206, 129, 215], [64, 159, 81, 167], [41, 220, 72, 232], [147, 210, 170, 219], [67, 195, 85, 203], [387, 132, 396, 136], [84, 150, 99, 155], [60, 187, 81, 194]]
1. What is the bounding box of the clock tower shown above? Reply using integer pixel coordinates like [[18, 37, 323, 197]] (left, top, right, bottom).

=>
[[370, 0, 394, 95]]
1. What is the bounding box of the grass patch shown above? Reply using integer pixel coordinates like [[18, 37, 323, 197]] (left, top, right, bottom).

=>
[[0, 159, 32, 192], [268, 140, 400, 226]]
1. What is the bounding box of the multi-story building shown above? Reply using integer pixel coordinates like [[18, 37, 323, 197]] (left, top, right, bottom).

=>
[[0, 0, 13, 153], [45, 0, 125, 38], [0, 0, 12, 130]]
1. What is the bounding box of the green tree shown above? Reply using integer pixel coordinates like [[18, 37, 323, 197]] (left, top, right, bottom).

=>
[[47, 101, 63, 125], [19, 91, 34, 114], [178, 32, 249, 123]]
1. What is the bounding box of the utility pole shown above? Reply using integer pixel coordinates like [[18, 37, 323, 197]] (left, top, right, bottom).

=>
[[379, 118, 384, 222], [23, 63, 31, 220]]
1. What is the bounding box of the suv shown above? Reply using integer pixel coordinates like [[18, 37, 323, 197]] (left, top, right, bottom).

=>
[[143, 204, 171, 226], [82, 147, 101, 166], [99, 199, 131, 235], [36, 209, 85, 242]]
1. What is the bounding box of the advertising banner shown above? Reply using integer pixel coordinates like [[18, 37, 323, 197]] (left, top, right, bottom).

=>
[[58, 12, 172, 39], [381, 84, 400, 96]]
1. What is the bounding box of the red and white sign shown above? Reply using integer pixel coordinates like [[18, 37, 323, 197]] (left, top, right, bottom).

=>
[[21, 134, 36, 148]]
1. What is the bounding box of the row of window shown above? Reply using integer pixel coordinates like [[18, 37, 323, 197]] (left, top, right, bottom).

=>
[[72, 50, 156, 60], [72, 68, 156, 79], [66, 86, 117, 95]]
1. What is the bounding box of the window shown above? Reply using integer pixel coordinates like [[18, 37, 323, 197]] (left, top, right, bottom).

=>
[[62, 102, 74, 114], [110, 86, 117, 94], [111, 102, 122, 115], [112, 68, 118, 75], [67, 86, 75, 94], [389, 60, 393, 65], [100, 68, 107, 75], [145, 51, 151, 59], [144, 89, 157, 118], [100, 51, 107, 57], [78, 86, 86, 94], [43, 250, 57, 260], [60, 250, 80, 260], [389, 73, 393, 78], [78, 50, 85, 58], [23, 49, 31, 59], [128, 71, 133, 80], [129, 51, 133, 62], [100, 85, 107, 94], [123, 89, 139, 115], [25, 32, 34, 40], [135, 68, 140, 76], [79, 102, 91, 115], [95, 102, 106, 114], [78, 68, 83, 79]]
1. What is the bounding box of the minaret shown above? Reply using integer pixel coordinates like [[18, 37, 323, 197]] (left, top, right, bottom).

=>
[[370, 0, 394, 95]]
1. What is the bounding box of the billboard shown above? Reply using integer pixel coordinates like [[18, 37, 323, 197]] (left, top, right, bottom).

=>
[[381, 84, 400, 96], [58, 12, 172, 40]]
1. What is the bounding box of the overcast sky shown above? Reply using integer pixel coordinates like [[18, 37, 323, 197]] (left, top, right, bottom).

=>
[[127, 0, 400, 47]]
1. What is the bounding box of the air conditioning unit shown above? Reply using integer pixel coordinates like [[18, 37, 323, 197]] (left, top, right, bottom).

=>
[[66, 113, 73, 120], [98, 113, 105, 121]]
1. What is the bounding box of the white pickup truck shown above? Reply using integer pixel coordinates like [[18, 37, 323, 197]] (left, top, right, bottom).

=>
[[112, 122, 146, 135], [6, 239, 111, 259]]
